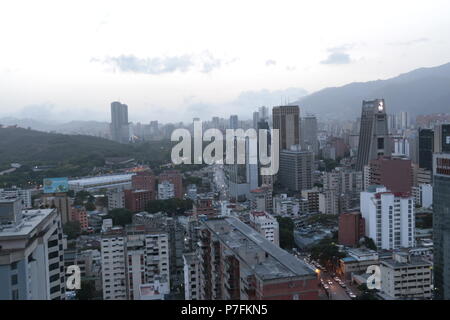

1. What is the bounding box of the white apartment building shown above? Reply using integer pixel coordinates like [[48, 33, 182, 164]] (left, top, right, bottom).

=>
[[183, 252, 200, 300], [412, 184, 433, 208], [0, 200, 66, 300], [101, 228, 127, 300], [380, 251, 432, 300], [107, 190, 125, 211], [319, 190, 339, 215], [101, 225, 170, 300], [361, 186, 415, 250], [248, 211, 279, 246], [158, 180, 175, 200]]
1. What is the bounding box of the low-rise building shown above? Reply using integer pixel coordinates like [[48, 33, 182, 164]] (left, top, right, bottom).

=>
[[380, 251, 432, 300]]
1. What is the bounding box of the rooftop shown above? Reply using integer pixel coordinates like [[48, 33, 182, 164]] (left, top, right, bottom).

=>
[[203, 216, 316, 280], [0, 209, 55, 238], [69, 174, 135, 186]]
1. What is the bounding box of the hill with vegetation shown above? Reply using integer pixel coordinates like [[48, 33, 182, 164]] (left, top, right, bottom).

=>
[[0, 127, 174, 187]]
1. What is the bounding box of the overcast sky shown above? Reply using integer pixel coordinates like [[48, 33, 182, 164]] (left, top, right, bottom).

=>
[[1, 0, 450, 123]]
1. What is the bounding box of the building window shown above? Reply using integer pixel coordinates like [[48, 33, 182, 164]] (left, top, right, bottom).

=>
[[11, 274, 18, 286]]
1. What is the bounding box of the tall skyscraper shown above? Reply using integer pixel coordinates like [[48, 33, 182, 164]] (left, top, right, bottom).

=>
[[272, 105, 300, 151], [252, 111, 259, 129], [356, 99, 391, 171], [301, 115, 318, 155], [418, 128, 434, 171], [110, 101, 130, 143], [434, 124, 450, 153], [433, 152, 450, 299], [278, 146, 313, 192], [229, 115, 239, 129], [259, 106, 269, 121]]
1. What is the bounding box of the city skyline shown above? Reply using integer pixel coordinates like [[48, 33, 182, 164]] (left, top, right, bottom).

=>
[[2, 1, 450, 123]]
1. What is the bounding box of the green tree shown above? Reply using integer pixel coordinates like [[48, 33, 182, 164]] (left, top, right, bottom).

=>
[[310, 238, 346, 272], [76, 280, 98, 300], [105, 208, 133, 227], [63, 221, 81, 240], [276, 216, 296, 250], [85, 202, 96, 211], [356, 283, 379, 300]]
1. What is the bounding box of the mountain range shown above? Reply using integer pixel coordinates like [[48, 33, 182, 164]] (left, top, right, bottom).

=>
[[293, 62, 450, 119]]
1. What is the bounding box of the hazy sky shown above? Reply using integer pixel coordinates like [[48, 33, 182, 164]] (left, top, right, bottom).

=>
[[1, 0, 450, 123]]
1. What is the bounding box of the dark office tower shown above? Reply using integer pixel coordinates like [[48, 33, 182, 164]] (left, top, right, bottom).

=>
[[419, 128, 434, 171], [301, 115, 318, 155], [229, 115, 239, 129], [110, 101, 130, 143], [433, 152, 450, 299], [252, 111, 259, 129], [355, 99, 391, 171], [434, 124, 450, 153], [272, 105, 300, 151], [278, 147, 313, 192]]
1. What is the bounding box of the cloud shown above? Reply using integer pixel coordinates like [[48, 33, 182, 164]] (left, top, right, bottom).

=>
[[320, 44, 355, 65], [265, 59, 276, 66], [321, 52, 351, 65], [183, 87, 309, 120], [388, 37, 429, 46], [98, 51, 228, 75]]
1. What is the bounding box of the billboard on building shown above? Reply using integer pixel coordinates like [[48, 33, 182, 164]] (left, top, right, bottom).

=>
[[43, 177, 69, 194]]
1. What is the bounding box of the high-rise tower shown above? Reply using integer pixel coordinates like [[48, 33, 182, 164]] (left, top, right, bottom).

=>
[[272, 105, 300, 151], [355, 99, 391, 171], [110, 101, 130, 143]]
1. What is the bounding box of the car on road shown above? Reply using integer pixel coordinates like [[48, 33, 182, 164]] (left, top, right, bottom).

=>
[[327, 280, 333, 285], [349, 293, 357, 299], [323, 285, 329, 290]]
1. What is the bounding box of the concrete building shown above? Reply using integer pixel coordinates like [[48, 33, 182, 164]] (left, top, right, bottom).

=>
[[319, 190, 339, 215], [301, 188, 320, 213], [338, 212, 365, 247], [433, 124, 450, 153], [279, 147, 313, 192], [124, 189, 152, 212], [197, 216, 319, 300], [361, 186, 415, 250], [133, 212, 186, 289], [301, 115, 318, 155], [356, 99, 391, 171], [367, 157, 413, 193], [0, 188, 32, 209], [110, 101, 129, 144], [380, 251, 432, 300], [107, 189, 125, 210], [0, 202, 66, 300], [272, 105, 300, 151], [158, 170, 183, 199], [433, 152, 450, 299], [273, 194, 301, 217], [323, 168, 363, 212], [158, 181, 175, 200], [249, 211, 279, 245], [337, 248, 379, 280], [101, 224, 170, 300], [183, 252, 200, 300], [131, 170, 156, 200], [249, 185, 273, 213], [70, 205, 89, 231], [412, 184, 433, 208]]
